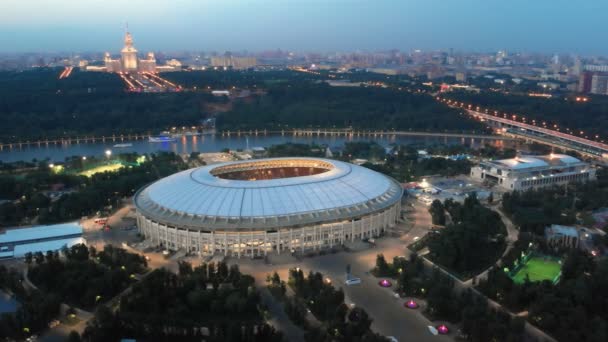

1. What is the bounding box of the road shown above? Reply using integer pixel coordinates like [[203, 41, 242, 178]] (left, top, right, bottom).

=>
[[236, 200, 451, 342], [462, 203, 519, 286]]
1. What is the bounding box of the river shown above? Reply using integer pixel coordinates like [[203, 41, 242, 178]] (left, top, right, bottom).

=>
[[0, 134, 514, 163]]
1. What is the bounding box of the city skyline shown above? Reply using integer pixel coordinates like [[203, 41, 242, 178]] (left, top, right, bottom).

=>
[[1, 0, 608, 55]]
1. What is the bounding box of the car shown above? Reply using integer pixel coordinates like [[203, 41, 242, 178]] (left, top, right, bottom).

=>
[[345, 278, 361, 286]]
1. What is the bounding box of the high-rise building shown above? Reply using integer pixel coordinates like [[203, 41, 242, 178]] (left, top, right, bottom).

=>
[[572, 57, 583, 76], [578, 71, 593, 93], [210, 56, 257, 69], [120, 30, 138, 71], [590, 74, 608, 95], [585, 64, 608, 72]]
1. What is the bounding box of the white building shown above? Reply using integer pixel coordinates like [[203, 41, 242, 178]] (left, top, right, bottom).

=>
[[0, 223, 84, 259], [470, 154, 596, 191]]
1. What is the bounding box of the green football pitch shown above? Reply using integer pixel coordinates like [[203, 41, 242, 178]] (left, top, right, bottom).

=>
[[511, 257, 561, 284]]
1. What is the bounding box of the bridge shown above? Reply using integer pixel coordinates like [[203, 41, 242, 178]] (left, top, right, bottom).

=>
[[221, 129, 514, 140], [438, 98, 608, 157]]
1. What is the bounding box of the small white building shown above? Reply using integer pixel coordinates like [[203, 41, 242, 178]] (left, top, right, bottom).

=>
[[0, 223, 84, 259], [470, 154, 595, 191]]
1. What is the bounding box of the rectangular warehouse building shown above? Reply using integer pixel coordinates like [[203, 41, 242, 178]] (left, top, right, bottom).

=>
[[470, 154, 596, 191], [0, 222, 84, 259]]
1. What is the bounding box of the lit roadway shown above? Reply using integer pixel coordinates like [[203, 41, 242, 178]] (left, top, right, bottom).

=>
[[438, 98, 608, 156], [466, 108, 608, 153]]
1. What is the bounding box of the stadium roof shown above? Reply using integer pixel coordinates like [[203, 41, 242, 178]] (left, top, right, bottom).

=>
[[134, 158, 403, 230], [0, 222, 82, 244]]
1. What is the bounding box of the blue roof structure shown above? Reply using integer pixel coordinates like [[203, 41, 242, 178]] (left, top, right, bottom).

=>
[[0, 222, 82, 244]]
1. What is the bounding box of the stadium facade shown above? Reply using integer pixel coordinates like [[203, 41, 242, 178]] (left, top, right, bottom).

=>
[[134, 158, 403, 257]]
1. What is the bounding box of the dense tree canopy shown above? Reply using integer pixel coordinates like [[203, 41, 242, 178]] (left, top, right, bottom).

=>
[[28, 244, 147, 309], [0, 152, 186, 227], [0, 69, 216, 142], [427, 195, 507, 277], [217, 83, 485, 132], [478, 251, 608, 342], [82, 262, 283, 342]]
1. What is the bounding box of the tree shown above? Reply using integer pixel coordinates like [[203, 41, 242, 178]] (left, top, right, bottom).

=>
[[34, 251, 44, 265], [429, 200, 446, 226], [178, 261, 193, 276], [67, 330, 81, 342], [24, 252, 33, 265], [375, 254, 390, 276]]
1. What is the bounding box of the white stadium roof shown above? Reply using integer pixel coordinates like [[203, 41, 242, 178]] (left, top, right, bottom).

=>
[[134, 158, 403, 230]]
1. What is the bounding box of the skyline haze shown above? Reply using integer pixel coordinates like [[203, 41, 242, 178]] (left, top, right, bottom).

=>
[[0, 0, 607, 55]]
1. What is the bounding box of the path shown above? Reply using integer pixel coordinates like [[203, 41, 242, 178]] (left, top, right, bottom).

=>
[[462, 203, 518, 286]]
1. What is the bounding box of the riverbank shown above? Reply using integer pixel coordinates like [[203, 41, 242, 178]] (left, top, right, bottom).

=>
[[0, 132, 516, 163]]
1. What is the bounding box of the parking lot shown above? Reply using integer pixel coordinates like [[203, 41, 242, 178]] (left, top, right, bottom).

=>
[[406, 176, 499, 206]]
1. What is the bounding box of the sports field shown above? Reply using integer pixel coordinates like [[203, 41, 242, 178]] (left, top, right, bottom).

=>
[[511, 256, 561, 284], [79, 164, 124, 177]]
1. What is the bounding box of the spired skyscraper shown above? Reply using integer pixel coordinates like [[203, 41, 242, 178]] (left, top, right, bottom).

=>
[[121, 30, 139, 72]]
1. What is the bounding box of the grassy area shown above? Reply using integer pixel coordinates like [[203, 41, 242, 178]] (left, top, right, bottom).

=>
[[511, 256, 561, 284], [79, 163, 124, 177]]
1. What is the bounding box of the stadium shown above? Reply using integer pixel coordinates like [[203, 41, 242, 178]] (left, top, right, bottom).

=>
[[134, 157, 403, 257]]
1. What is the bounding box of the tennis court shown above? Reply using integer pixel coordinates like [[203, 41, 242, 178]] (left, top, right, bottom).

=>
[[511, 256, 561, 284]]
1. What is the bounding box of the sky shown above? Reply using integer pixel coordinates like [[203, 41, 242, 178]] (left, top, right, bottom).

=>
[[0, 0, 606, 55]]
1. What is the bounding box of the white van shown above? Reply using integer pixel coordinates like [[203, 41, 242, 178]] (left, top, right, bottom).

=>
[[345, 278, 361, 286]]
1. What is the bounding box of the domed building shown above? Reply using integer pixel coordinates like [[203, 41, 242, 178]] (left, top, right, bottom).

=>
[[134, 158, 403, 257]]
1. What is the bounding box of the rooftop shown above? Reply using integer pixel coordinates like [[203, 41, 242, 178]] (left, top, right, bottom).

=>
[[546, 224, 579, 238], [0, 222, 82, 244], [487, 154, 582, 171]]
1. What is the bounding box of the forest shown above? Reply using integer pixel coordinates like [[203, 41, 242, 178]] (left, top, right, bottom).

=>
[[81, 261, 283, 342], [478, 250, 608, 342], [0, 265, 61, 340], [0, 152, 186, 227], [0, 68, 216, 142], [216, 82, 485, 132], [0, 68, 487, 143], [27, 244, 147, 309], [426, 195, 507, 278]]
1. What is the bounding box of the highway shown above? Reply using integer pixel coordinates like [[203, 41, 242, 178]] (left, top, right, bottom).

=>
[[437, 97, 608, 156]]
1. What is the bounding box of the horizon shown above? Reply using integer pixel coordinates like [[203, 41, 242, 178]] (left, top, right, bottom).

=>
[[1, 0, 607, 55]]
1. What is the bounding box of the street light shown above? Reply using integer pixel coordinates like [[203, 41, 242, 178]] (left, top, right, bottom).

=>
[[105, 149, 112, 158], [82, 156, 87, 161]]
